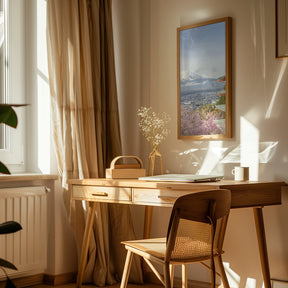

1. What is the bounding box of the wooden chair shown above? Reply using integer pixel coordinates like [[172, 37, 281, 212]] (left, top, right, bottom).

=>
[[120, 189, 231, 288]]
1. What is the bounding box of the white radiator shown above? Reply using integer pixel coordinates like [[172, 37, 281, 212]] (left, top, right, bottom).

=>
[[0, 186, 47, 278]]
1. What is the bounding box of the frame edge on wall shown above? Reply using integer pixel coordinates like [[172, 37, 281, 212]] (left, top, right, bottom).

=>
[[177, 17, 232, 140]]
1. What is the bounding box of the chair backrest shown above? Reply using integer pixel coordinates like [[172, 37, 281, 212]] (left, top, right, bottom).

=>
[[165, 189, 231, 262]]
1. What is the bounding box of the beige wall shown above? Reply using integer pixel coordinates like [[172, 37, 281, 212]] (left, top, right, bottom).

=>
[[113, 0, 288, 287]]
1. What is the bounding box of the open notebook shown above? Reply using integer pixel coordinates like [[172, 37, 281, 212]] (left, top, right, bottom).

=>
[[139, 174, 223, 183]]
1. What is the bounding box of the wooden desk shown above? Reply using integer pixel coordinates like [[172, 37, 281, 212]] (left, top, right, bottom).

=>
[[68, 178, 286, 288]]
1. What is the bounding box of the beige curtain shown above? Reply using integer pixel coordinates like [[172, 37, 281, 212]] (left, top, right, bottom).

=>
[[46, 0, 142, 285]]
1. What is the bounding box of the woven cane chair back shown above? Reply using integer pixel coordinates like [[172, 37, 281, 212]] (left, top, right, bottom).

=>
[[166, 189, 231, 262]]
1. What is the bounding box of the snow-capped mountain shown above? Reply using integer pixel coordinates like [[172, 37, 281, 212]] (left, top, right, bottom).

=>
[[180, 72, 225, 95]]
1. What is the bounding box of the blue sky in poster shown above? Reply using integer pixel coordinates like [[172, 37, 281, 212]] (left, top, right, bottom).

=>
[[180, 21, 226, 80]]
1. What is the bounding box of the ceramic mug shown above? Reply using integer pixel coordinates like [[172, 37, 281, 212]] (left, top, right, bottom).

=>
[[232, 166, 249, 181]]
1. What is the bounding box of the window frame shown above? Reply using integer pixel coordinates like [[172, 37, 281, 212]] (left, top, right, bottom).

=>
[[0, 0, 26, 173]]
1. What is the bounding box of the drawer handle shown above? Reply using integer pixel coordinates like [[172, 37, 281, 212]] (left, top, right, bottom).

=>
[[157, 196, 177, 202], [91, 192, 109, 197]]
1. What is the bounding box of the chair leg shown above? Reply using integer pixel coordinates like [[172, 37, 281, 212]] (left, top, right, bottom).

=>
[[169, 264, 174, 288], [210, 264, 215, 288], [216, 255, 230, 288], [182, 264, 187, 288], [120, 250, 133, 288], [164, 263, 172, 288]]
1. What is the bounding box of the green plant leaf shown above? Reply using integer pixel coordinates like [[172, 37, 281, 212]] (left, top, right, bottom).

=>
[[0, 258, 17, 270], [0, 105, 18, 128], [0, 221, 22, 234], [0, 161, 10, 175], [5, 277, 17, 288]]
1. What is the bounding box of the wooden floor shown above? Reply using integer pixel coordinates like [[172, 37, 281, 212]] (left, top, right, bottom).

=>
[[31, 283, 161, 288]]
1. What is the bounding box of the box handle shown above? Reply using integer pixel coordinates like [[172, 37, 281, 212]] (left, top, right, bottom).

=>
[[110, 156, 143, 169]]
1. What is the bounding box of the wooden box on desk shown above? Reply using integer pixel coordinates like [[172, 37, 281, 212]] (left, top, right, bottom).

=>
[[105, 156, 146, 179]]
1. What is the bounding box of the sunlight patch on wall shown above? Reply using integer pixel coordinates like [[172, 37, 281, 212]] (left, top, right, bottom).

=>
[[221, 142, 278, 164], [37, 0, 50, 173], [193, 9, 211, 19], [179, 148, 198, 155], [198, 141, 225, 175], [240, 117, 259, 180], [246, 278, 257, 288], [266, 59, 287, 119], [178, 143, 230, 173], [178, 140, 277, 176], [220, 117, 279, 180], [223, 262, 240, 288], [223, 263, 259, 288]]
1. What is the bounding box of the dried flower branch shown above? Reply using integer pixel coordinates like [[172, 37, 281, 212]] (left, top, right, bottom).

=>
[[137, 107, 171, 149]]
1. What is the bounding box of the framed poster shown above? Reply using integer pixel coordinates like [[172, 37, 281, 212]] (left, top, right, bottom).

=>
[[276, 0, 288, 58], [177, 17, 232, 140]]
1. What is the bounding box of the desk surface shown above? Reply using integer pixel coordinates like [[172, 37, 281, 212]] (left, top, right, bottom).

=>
[[68, 178, 284, 188], [68, 178, 286, 209]]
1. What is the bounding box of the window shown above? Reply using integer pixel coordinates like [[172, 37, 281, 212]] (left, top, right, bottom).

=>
[[0, 0, 7, 149], [0, 0, 54, 174], [0, 0, 25, 173]]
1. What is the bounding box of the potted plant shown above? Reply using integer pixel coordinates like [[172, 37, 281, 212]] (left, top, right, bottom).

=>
[[0, 221, 22, 288]]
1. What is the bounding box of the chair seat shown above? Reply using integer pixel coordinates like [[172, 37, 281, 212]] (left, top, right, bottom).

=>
[[122, 238, 166, 260], [122, 237, 219, 263]]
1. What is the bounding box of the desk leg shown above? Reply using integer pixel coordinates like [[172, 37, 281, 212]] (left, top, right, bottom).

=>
[[76, 202, 97, 288], [253, 207, 271, 288], [143, 206, 153, 239]]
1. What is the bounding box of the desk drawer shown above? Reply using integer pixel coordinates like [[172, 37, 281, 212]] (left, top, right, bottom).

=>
[[72, 185, 132, 203], [133, 188, 193, 206]]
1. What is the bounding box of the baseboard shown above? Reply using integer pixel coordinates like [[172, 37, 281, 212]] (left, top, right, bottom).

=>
[[44, 272, 77, 286], [0, 274, 45, 288], [0, 272, 77, 288]]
